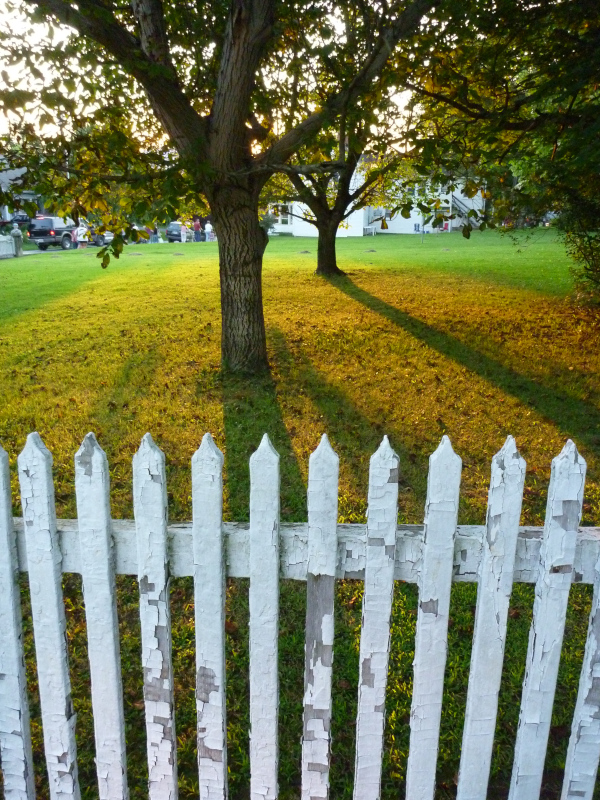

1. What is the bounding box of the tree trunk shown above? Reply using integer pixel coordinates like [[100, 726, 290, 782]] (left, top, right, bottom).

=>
[[211, 189, 269, 373], [316, 217, 346, 276]]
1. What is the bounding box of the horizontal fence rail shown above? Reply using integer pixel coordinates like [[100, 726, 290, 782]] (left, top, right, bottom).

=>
[[1, 432, 600, 800], [10, 518, 600, 584]]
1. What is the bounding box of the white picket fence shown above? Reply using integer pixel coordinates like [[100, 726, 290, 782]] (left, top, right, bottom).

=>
[[1, 431, 599, 800], [0, 235, 16, 259]]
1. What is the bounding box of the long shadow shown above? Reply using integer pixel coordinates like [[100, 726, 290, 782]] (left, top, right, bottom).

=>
[[268, 327, 433, 799], [328, 275, 600, 457], [220, 367, 307, 799], [268, 326, 429, 512], [221, 369, 307, 521]]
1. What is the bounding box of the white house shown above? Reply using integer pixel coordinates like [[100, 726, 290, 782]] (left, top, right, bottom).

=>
[[269, 181, 486, 237], [0, 166, 40, 222]]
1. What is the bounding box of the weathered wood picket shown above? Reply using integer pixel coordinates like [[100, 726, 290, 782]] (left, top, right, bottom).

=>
[[1, 431, 599, 800]]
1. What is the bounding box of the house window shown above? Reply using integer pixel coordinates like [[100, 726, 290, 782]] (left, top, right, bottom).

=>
[[271, 204, 290, 225]]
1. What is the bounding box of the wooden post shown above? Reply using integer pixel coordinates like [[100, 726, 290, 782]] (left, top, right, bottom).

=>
[[302, 435, 339, 800], [18, 433, 80, 800], [249, 435, 280, 800], [457, 436, 526, 800], [74, 433, 129, 800], [192, 433, 227, 800], [353, 436, 399, 800], [406, 436, 461, 800], [509, 440, 586, 800], [0, 443, 35, 800], [133, 434, 177, 800], [561, 549, 600, 800]]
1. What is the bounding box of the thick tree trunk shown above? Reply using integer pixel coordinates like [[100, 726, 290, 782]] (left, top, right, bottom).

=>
[[211, 189, 269, 373], [316, 217, 346, 276]]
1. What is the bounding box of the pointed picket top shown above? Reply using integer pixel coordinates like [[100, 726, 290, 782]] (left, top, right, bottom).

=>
[[487, 436, 527, 522], [75, 432, 108, 478], [192, 432, 224, 472], [551, 438, 586, 483], [495, 434, 520, 468], [370, 434, 398, 468], [307, 434, 339, 579], [545, 439, 586, 528], [18, 431, 52, 471], [309, 433, 339, 471], [134, 431, 165, 468], [250, 432, 280, 467], [490, 435, 526, 488], [426, 435, 462, 506]]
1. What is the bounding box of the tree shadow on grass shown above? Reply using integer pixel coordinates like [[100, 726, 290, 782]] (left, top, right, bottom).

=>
[[221, 369, 307, 522], [327, 275, 600, 458], [268, 326, 430, 517], [220, 368, 307, 799], [268, 327, 433, 799]]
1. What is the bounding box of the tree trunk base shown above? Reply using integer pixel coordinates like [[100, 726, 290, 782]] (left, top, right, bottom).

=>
[[315, 265, 347, 277]]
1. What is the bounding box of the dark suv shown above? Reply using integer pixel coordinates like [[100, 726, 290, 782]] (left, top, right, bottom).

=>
[[166, 221, 183, 243], [28, 216, 75, 250]]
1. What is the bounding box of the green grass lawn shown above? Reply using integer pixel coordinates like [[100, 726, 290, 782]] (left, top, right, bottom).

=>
[[1, 230, 599, 799]]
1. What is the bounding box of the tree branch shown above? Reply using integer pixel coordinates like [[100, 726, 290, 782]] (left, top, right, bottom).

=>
[[30, 0, 207, 158], [255, 0, 439, 170], [209, 0, 276, 172], [130, 0, 175, 72]]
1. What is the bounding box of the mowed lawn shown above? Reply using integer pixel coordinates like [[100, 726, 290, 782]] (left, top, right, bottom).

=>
[[1, 230, 599, 799]]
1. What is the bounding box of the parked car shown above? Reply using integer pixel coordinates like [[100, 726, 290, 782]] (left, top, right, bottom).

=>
[[90, 228, 115, 246], [10, 212, 30, 226], [166, 221, 193, 242], [27, 215, 75, 250]]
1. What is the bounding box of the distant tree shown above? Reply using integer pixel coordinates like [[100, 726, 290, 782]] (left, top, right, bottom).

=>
[[403, 0, 600, 257], [0, 0, 440, 372]]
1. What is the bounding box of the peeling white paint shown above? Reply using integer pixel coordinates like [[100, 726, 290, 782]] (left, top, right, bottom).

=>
[[457, 436, 526, 800], [0, 443, 35, 800], [11, 517, 600, 584], [133, 434, 177, 800], [74, 433, 129, 800], [302, 435, 339, 800], [192, 434, 227, 800], [561, 550, 600, 800], [5, 433, 600, 800], [509, 440, 586, 800], [17, 433, 80, 800], [249, 435, 280, 800], [353, 437, 399, 800], [406, 435, 462, 800]]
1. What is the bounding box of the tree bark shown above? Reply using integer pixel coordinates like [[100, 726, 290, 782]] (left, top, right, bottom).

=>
[[316, 216, 346, 276], [211, 187, 269, 373]]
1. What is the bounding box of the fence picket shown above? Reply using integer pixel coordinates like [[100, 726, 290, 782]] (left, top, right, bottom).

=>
[[74, 433, 129, 800], [509, 440, 586, 800], [302, 435, 339, 800], [133, 434, 177, 800], [353, 436, 399, 800], [0, 443, 35, 800], [457, 436, 526, 800], [406, 435, 462, 800], [561, 551, 600, 800], [191, 434, 227, 800], [249, 434, 280, 800], [17, 433, 80, 800]]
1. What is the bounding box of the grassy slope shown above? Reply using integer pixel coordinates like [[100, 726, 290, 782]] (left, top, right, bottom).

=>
[[1, 230, 598, 799]]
